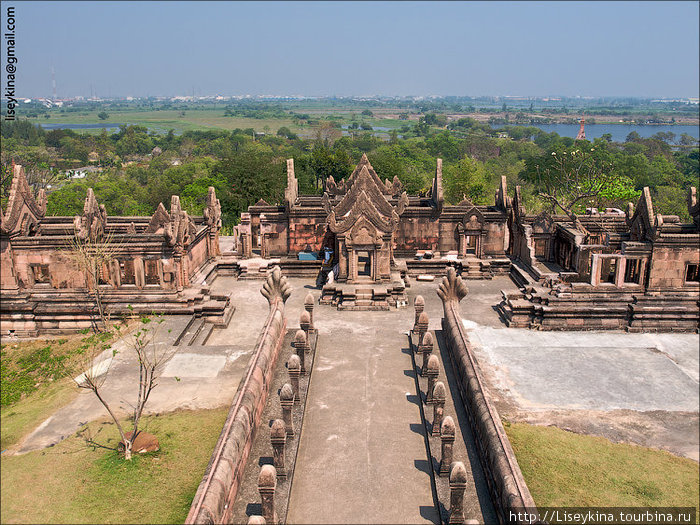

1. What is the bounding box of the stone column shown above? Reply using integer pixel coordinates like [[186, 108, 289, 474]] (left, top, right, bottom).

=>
[[287, 354, 301, 404], [280, 383, 294, 437], [440, 416, 456, 476], [304, 292, 315, 329], [425, 354, 440, 404], [294, 329, 308, 374], [420, 331, 434, 375], [432, 381, 446, 437], [248, 516, 266, 525], [414, 295, 425, 328], [258, 464, 278, 525], [270, 419, 287, 479]]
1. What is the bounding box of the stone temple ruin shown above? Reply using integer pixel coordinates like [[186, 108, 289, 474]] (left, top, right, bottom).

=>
[[1, 163, 231, 335], [1, 155, 698, 334], [2, 156, 698, 525]]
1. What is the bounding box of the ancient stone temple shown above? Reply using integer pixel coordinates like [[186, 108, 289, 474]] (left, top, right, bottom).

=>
[[500, 184, 700, 331], [234, 154, 512, 308], [0, 164, 230, 335]]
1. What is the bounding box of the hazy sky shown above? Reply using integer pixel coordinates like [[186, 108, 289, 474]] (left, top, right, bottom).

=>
[[3, 1, 699, 99]]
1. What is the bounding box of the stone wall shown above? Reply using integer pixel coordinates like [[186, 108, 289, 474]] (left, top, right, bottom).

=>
[[647, 245, 699, 291], [186, 267, 291, 525], [438, 269, 539, 525]]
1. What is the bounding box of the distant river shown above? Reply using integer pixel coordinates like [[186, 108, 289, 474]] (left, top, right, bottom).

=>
[[39, 123, 124, 132], [495, 123, 699, 143]]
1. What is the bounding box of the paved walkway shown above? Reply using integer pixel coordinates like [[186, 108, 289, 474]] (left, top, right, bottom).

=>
[[286, 307, 440, 524]]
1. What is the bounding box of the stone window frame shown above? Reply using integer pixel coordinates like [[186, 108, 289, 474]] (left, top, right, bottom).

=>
[[685, 263, 700, 283], [590, 254, 646, 288], [143, 258, 162, 287], [118, 258, 137, 287], [29, 263, 51, 287]]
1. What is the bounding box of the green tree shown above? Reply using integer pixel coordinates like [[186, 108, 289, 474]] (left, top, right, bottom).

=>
[[97, 111, 109, 121], [522, 143, 637, 235], [444, 156, 492, 205]]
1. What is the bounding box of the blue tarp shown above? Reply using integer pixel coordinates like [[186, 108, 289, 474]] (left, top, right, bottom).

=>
[[298, 252, 318, 261]]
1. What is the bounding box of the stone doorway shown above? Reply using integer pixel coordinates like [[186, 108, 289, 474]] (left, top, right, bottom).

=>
[[357, 250, 372, 279]]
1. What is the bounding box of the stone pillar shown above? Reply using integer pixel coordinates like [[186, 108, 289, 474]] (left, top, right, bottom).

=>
[[440, 416, 456, 476], [300, 311, 311, 337], [258, 464, 278, 525], [615, 256, 626, 287], [432, 381, 446, 437], [270, 419, 287, 479], [425, 354, 440, 404], [294, 329, 308, 374], [420, 331, 434, 376], [304, 292, 315, 329], [449, 461, 467, 524], [287, 354, 301, 404], [413, 295, 425, 328], [280, 383, 294, 437], [248, 516, 266, 525]]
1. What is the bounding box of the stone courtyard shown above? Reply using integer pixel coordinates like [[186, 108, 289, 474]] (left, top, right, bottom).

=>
[[11, 271, 699, 522]]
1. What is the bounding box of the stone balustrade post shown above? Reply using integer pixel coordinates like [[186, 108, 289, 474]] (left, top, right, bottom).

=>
[[432, 381, 446, 436], [449, 461, 467, 524], [414, 295, 424, 327], [294, 329, 308, 374], [270, 419, 287, 479], [440, 416, 456, 476], [415, 311, 429, 346], [425, 354, 440, 403], [300, 310, 311, 337], [287, 354, 301, 404], [304, 292, 315, 329], [420, 331, 434, 376], [258, 464, 278, 525], [280, 383, 294, 437]]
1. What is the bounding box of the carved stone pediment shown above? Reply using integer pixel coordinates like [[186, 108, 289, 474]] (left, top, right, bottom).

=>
[[333, 165, 395, 218], [626, 187, 656, 241], [145, 202, 170, 233], [74, 188, 107, 242], [461, 206, 485, 231], [346, 153, 391, 195], [328, 190, 398, 235], [203, 187, 222, 229], [146, 196, 196, 250], [1, 164, 46, 236], [349, 218, 380, 246]]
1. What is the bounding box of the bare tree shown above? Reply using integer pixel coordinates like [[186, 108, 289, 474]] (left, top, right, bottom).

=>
[[72, 315, 175, 460], [67, 229, 122, 333]]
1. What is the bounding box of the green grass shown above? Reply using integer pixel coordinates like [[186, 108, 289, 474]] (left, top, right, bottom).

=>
[[0, 324, 134, 451], [505, 421, 700, 512], [25, 108, 302, 135], [1, 407, 229, 524]]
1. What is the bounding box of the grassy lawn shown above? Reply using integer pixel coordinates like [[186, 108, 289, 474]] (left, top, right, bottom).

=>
[[0, 324, 134, 451], [505, 421, 700, 511], [1, 407, 228, 524]]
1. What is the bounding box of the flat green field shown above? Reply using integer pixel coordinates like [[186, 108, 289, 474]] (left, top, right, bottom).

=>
[[505, 421, 700, 514], [26, 108, 301, 135], [23, 107, 408, 136]]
